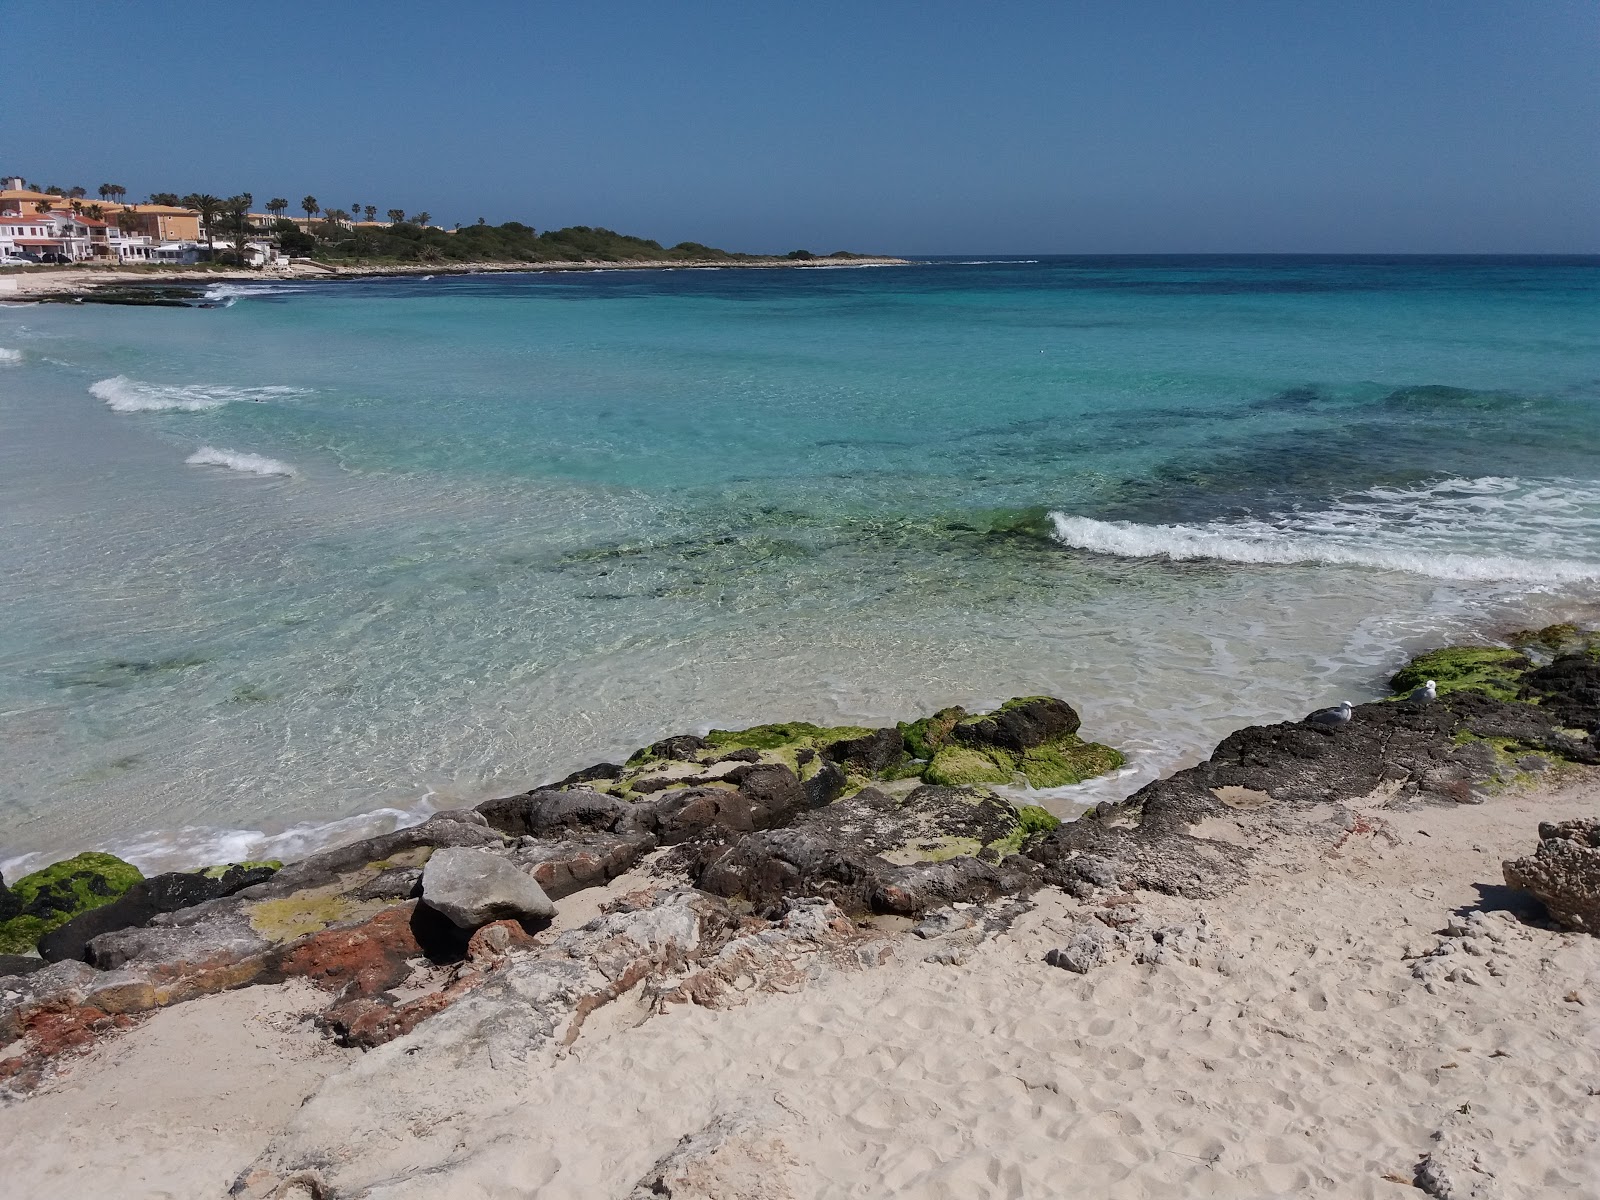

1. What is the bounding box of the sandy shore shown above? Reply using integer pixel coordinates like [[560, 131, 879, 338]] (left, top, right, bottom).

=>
[[0, 256, 911, 299], [4, 771, 1595, 1198]]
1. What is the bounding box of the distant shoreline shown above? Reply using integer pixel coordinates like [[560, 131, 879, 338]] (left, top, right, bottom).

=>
[[0, 256, 914, 300]]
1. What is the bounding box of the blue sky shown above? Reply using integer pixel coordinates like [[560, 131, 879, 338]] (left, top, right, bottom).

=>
[[7, 0, 1595, 253]]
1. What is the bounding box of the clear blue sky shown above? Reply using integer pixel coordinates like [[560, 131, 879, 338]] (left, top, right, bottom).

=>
[[7, 0, 1595, 254]]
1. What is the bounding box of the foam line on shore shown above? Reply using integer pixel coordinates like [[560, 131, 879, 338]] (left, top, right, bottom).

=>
[[91, 375, 310, 412], [186, 446, 297, 477], [0, 800, 438, 880]]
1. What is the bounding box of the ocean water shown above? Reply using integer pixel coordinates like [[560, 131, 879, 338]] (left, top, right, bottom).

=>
[[2, 256, 1597, 874]]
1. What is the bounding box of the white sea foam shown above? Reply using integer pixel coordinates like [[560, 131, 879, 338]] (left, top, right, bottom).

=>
[[0, 347, 21, 363], [0, 801, 436, 880], [202, 282, 312, 301], [1051, 476, 1600, 584], [186, 445, 297, 476], [90, 375, 309, 412]]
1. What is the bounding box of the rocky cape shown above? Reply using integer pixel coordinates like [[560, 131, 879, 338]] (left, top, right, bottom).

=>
[[2, 629, 1598, 1195]]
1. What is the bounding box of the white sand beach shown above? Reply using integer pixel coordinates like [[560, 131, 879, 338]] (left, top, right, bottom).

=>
[[4, 772, 1596, 1199]]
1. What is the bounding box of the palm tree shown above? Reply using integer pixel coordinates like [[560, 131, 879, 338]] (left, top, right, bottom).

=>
[[266, 198, 289, 220], [222, 195, 253, 257], [351, 202, 361, 220], [71, 200, 83, 215], [301, 196, 320, 225], [98, 184, 114, 202], [86, 204, 105, 220], [324, 208, 350, 227], [363, 205, 376, 223], [148, 192, 180, 206], [182, 193, 224, 254], [109, 185, 127, 205], [387, 208, 406, 225], [115, 209, 139, 235], [68, 186, 87, 199], [415, 211, 431, 227], [34, 200, 52, 214]]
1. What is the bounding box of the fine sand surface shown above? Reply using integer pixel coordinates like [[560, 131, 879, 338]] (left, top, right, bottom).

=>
[[4, 777, 1597, 1199], [0, 256, 910, 298]]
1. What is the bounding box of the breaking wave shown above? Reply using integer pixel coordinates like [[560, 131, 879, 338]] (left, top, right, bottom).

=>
[[1051, 477, 1600, 584], [90, 375, 310, 412], [0, 347, 21, 364], [186, 446, 297, 476], [202, 282, 314, 302]]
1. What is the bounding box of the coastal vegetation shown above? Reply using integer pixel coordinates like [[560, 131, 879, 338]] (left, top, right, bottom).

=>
[[273, 216, 863, 266]]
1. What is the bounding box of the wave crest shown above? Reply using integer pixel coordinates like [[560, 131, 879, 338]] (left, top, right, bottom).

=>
[[1051, 477, 1600, 584], [91, 375, 309, 412], [0, 347, 21, 364], [186, 446, 297, 476]]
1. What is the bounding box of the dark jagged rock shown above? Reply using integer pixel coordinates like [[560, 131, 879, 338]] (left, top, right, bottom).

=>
[[641, 787, 761, 845], [1503, 819, 1600, 934], [0, 954, 47, 978], [555, 761, 627, 787], [37, 865, 278, 963], [476, 788, 632, 836], [639, 734, 706, 762], [1027, 816, 1252, 900], [1520, 654, 1600, 733], [825, 727, 906, 774], [696, 784, 1039, 917], [0, 874, 19, 924], [804, 758, 848, 807], [952, 696, 1081, 752], [716, 747, 762, 764]]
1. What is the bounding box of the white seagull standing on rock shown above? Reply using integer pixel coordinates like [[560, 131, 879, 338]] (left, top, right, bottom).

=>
[[1409, 679, 1438, 702], [1306, 700, 1354, 728]]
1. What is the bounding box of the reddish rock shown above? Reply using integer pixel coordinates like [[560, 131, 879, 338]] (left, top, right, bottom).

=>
[[271, 904, 426, 999], [512, 831, 656, 898]]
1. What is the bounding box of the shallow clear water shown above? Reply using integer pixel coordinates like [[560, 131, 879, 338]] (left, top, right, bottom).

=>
[[2, 256, 1597, 872]]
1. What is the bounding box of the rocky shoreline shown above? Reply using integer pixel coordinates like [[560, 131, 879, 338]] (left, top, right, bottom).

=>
[[3, 627, 1599, 1194], [0, 255, 913, 304]]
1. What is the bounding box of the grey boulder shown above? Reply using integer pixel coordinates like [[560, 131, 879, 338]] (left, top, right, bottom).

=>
[[420, 847, 556, 930]]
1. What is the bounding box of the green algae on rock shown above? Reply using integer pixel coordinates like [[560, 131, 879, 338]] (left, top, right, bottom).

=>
[[703, 721, 876, 753], [604, 695, 1124, 802], [924, 736, 1124, 789], [0, 852, 144, 953], [1390, 646, 1531, 701]]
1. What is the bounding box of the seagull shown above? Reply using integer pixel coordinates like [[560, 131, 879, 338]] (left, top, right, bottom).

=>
[[1306, 700, 1353, 728], [1409, 679, 1437, 703]]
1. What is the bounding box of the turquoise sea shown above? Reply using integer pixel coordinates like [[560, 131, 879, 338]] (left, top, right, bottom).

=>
[[2, 256, 1598, 873]]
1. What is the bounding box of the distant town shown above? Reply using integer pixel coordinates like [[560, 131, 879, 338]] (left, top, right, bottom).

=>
[[0, 175, 462, 268]]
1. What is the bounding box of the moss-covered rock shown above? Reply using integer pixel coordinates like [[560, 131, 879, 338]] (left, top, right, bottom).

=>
[[924, 745, 1015, 787], [923, 734, 1124, 790], [1390, 646, 1531, 702], [1017, 739, 1126, 787], [703, 721, 875, 752], [898, 706, 967, 761], [0, 852, 144, 954], [1507, 623, 1586, 655]]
